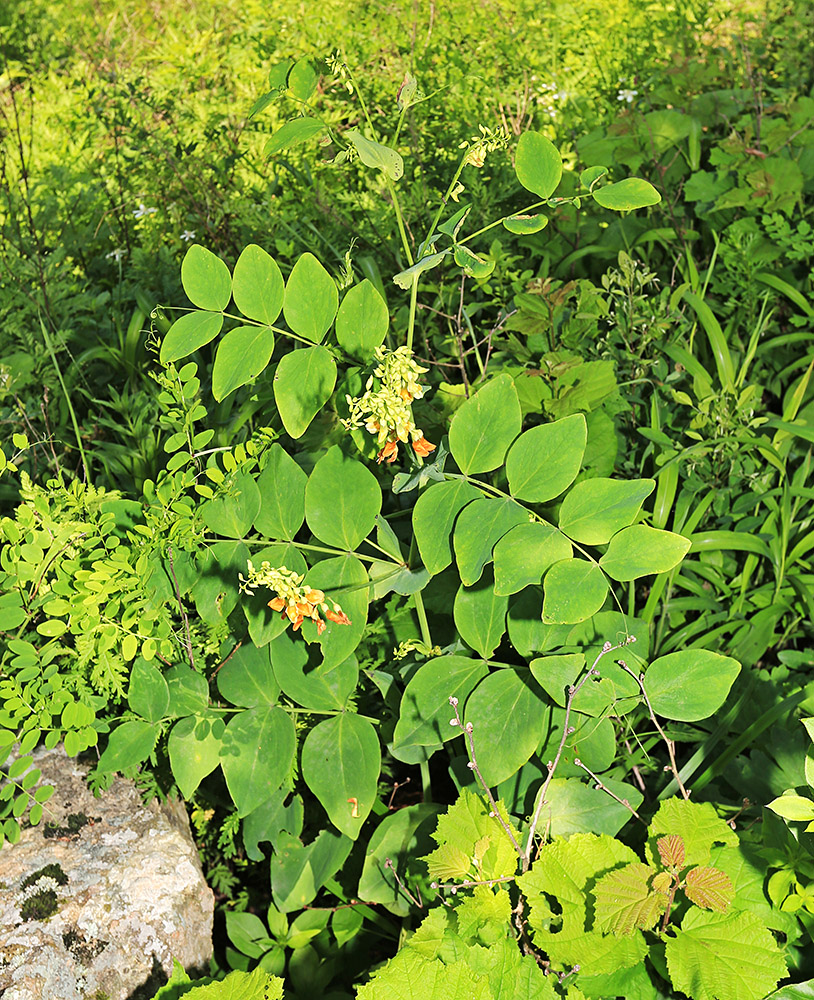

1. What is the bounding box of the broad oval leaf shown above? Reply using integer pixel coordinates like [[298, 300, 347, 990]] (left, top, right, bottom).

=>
[[97, 720, 160, 773], [301, 555, 369, 670], [464, 670, 547, 786], [412, 479, 482, 576], [345, 129, 404, 181], [305, 446, 381, 550], [644, 649, 741, 722], [599, 524, 691, 581], [128, 659, 170, 723], [287, 57, 317, 102], [220, 706, 296, 817], [168, 716, 223, 799], [335, 280, 389, 359], [273, 345, 336, 439], [160, 311, 223, 365], [200, 469, 261, 538], [181, 244, 232, 311], [270, 630, 358, 711], [301, 713, 380, 839], [212, 325, 275, 400], [559, 478, 655, 545], [592, 178, 662, 211], [506, 414, 587, 502], [232, 244, 284, 325], [264, 116, 327, 156], [493, 523, 572, 595], [502, 214, 549, 235], [454, 497, 528, 586], [454, 570, 508, 659], [254, 444, 307, 540], [515, 131, 563, 199], [217, 642, 280, 707], [543, 559, 609, 624], [453, 245, 495, 279], [448, 374, 522, 474], [283, 252, 338, 343]]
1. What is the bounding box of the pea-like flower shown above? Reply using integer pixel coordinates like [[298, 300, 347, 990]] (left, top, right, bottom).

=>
[[239, 561, 351, 635]]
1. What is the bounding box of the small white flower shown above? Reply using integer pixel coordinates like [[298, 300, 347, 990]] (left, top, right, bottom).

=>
[[617, 88, 638, 104], [105, 248, 124, 262], [180, 230, 196, 242], [133, 203, 158, 219]]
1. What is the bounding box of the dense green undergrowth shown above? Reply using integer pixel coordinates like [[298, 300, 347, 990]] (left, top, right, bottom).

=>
[[4, 1, 814, 998]]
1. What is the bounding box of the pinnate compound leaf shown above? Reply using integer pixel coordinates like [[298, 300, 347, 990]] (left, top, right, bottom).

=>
[[592, 177, 661, 211], [448, 374, 521, 474], [283, 252, 338, 342], [181, 244, 232, 311], [599, 524, 691, 580], [505, 413, 586, 502], [644, 649, 740, 722], [305, 445, 381, 549], [515, 131, 562, 198], [213, 325, 275, 400], [657, 834, 686, 869], [593, 862, 665, 935], [684, 866, 734, 911], [493, 523, 572, 595], [559, 478, 655, 544], [274, 344, 336, 439], [232, 244, 284, 325], [543, 558, 609, 624], [426, 788, 520, 882], [160, 311, 223, 364], [648, 799, 737, 867], [413, 479, 482, 575], [335, 279, 389, 358], [665, 908, 787, 1000]]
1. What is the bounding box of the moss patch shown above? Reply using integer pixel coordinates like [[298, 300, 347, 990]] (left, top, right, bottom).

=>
[[43, 811, 100, 839], [63, 927, 108, 964], [20, 888, 59, 921], [21, 862, 68, 889]]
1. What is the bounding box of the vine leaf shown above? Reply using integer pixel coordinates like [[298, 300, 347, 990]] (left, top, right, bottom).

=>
[[593, 862, 666, 935], [657, 834, 686, 869], [665, 909, 787, 1000], [684, 866, 734, 912]]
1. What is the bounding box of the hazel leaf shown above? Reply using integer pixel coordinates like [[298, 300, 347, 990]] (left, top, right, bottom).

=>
[[593, 862, 666, 936], [684, 865, 734, 912]]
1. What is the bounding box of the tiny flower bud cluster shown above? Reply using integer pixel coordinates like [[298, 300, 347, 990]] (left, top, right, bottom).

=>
[[458, 124, 509, 168], [239, 560, 350, 635], [343, 347, 436, 464]]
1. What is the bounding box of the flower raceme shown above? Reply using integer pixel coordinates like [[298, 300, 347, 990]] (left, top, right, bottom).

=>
[[343, 346, 436, 463], [239, 562, 351, 635]]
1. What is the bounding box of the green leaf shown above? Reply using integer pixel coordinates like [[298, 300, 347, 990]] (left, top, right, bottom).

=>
[[283, 253, 338, 343], [599, 524, 691, 581], [543, 559, 608, 624], [264, 117, 327, 156], [200, 470, 261, 538], [515, 131, 562, 198], [301, 713, 380, 839], [335, 280, 389, 358], [454, 497, 527, 586], [502, 214, 549, 235], [464, 670, 546, 786], [593, 863, 664, 935], [168, 716, 223, 799], [220, 706, 296, 817], [665, 909, 787, 1000], [191, 539, 248, 625], [559, 478, 656, 545], [536, 777, 644, 838], [128, 660, 170, 723], [165, 665, 209, 717], [271, 630, 358, 711], [254, 444, 307, 540], [213, 326, 275, 400], [454, 570, 508, 658], [287, 57, 317, 101], [453, 245, 495, 279], [305, 446, 381, 550], [767, 793, 814, 822], [647, 799, 737, 867], [357, 804, 441, 916], [413, 480, 482, 576], [302, 554, 369, 669], [506, 414, 587, 502], [273, 345, 337, 439], [218, 643, 280, 707], [493, 523, 573, 596], [345, 129, 404, 181], [530, 652, 639, 717], [684, 865, 735, 911], [271, 829, 352, 912], [392, 250, 451, 289], [448, 374, 522, 474], [592, 178, 662, 211], [97, 720, 160, 773], [580, 165, 609, 189], [392, 656, 489, 753], [357, 952, 491, 1000], [160, 311, 223, 365], [644, 649, 741, 722], [232, 244, 284, 325], [426, 787, 520, 882], [181, 244, 232, 311]]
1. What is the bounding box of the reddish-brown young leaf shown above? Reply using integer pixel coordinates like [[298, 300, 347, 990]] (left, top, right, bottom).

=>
[[657, 834, 685, 870], [684, 866, 734, 912]]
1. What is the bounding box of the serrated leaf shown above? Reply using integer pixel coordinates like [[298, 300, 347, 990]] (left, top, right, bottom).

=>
[[666, 908, 787, 1000], [425, 841, 472, 881], [647, 799, 737, 867], [357, 951, 491, 1000], [593, 862, 665, 935], [427, 788, 520, 882], [684, 865, 734, 911], [657, 834, 685, 869]]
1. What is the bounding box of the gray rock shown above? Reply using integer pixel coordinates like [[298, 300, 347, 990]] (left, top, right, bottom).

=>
[[0, 746, 214, 999]]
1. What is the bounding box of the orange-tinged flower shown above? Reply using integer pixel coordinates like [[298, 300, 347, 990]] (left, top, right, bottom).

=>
[[268, 597, 286, 612], [325, 607, 352, 626], [412, 435, 436, 458], [377, 439, 399, 464]]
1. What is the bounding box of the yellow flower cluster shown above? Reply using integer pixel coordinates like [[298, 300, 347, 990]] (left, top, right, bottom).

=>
[[343, 347, 436, 464], [239, 561, 350, 635]]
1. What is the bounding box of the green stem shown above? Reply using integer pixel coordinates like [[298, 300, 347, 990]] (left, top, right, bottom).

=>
[[241, 538, 401, 566], [458, 198, 549, 245], [406, 276, 419, 351], [420, 759, 432, 803], [39, 317, 88, 481]]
